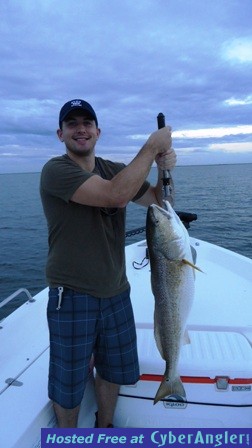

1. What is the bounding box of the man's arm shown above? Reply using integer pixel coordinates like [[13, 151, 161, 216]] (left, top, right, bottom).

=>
[[135, 147, 176, 208], [71, 127, 172, 208]]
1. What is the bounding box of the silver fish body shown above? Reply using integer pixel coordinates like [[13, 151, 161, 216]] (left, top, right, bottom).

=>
[[146, 201, 195, 404]]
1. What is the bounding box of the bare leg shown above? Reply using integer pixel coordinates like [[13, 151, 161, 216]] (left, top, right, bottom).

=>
[[95, 373, 120, 427], [53, 402, 80, 428]]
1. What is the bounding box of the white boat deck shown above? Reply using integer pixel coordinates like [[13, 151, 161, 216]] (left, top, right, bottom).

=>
[[0, 296, 49, 397], [137, 327, 252, 381], [127, 238, 252, 336], [0, 237, 251, 445]]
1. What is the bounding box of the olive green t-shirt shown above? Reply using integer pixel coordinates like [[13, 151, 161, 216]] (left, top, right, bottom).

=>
[[40, 155, 150, 298]]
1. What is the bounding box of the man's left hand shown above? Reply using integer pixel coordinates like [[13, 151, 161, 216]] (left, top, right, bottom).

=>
[[155, 147, 177, 171]]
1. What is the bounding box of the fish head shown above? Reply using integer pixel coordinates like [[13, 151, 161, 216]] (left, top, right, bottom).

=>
[[146, 201, 191, 260]]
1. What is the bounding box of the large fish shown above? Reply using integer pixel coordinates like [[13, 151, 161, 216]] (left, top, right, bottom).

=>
[[146, 200, 198, 405]]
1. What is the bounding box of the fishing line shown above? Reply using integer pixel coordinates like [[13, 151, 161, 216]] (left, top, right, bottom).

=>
[[132, 248, 150, 269], [132, 256, 149, 270]]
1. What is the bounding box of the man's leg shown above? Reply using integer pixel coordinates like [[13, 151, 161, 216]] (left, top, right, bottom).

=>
[[47, 289, 99, 429], [94, 290, 139, 428], [53, 402, 80, 428], [95, 373, 119, 427]]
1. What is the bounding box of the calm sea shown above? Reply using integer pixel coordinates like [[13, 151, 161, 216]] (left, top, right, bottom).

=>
[[0, 164, 251, 313]]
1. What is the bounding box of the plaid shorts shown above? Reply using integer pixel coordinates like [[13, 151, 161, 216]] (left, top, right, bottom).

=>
[[47, 287, 139, 409]]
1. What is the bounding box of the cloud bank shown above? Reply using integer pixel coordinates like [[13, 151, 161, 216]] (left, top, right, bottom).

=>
[[0, 0, 251, 172]]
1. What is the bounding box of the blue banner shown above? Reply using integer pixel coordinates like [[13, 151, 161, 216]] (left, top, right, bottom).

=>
[[41, 428, 251, 448]]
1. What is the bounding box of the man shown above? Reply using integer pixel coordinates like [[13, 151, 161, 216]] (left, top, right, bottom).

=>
[[40, 99, 176, 428]]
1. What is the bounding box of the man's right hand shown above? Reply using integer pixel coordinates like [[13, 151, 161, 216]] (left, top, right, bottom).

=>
[[145, 126, 172, 157]]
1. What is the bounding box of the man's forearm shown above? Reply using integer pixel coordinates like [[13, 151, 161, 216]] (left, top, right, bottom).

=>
[[110, 142, 157, 207]]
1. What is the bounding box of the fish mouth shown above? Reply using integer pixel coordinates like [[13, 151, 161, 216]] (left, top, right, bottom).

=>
[[147, 203, 189, 258], [148, 203, 172, 225]]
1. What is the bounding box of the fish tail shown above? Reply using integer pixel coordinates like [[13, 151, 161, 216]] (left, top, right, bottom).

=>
[[153, 376, 186, 405]]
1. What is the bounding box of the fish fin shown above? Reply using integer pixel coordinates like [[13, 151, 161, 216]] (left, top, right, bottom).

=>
[[182, 258, 203, 273], [183, 329, 191, 345], [154, 376, 186, 405]]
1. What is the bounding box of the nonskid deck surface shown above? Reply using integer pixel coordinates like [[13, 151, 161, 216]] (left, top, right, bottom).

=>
[[137, 327, 252, 382], [0, 289, 49, 396]]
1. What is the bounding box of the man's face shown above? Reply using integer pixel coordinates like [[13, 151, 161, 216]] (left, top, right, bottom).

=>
[[57, 111, 100, 157]]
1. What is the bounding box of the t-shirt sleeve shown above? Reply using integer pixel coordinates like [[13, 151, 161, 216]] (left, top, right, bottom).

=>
[[132, 180, 150, 202], [40, 157, 94, 203]]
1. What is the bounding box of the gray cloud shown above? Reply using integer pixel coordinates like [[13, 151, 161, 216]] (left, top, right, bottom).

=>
[[0, 0, 252, 173]]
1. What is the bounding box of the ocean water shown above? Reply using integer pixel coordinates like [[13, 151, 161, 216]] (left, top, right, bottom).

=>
[[0, 164, 251, 312]]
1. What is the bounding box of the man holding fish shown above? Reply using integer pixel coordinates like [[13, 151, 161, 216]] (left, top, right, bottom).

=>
[[40, 99, 176, 428]]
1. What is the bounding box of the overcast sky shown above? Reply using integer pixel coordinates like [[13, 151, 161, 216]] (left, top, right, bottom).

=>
[[1, 0, 252, 173]]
